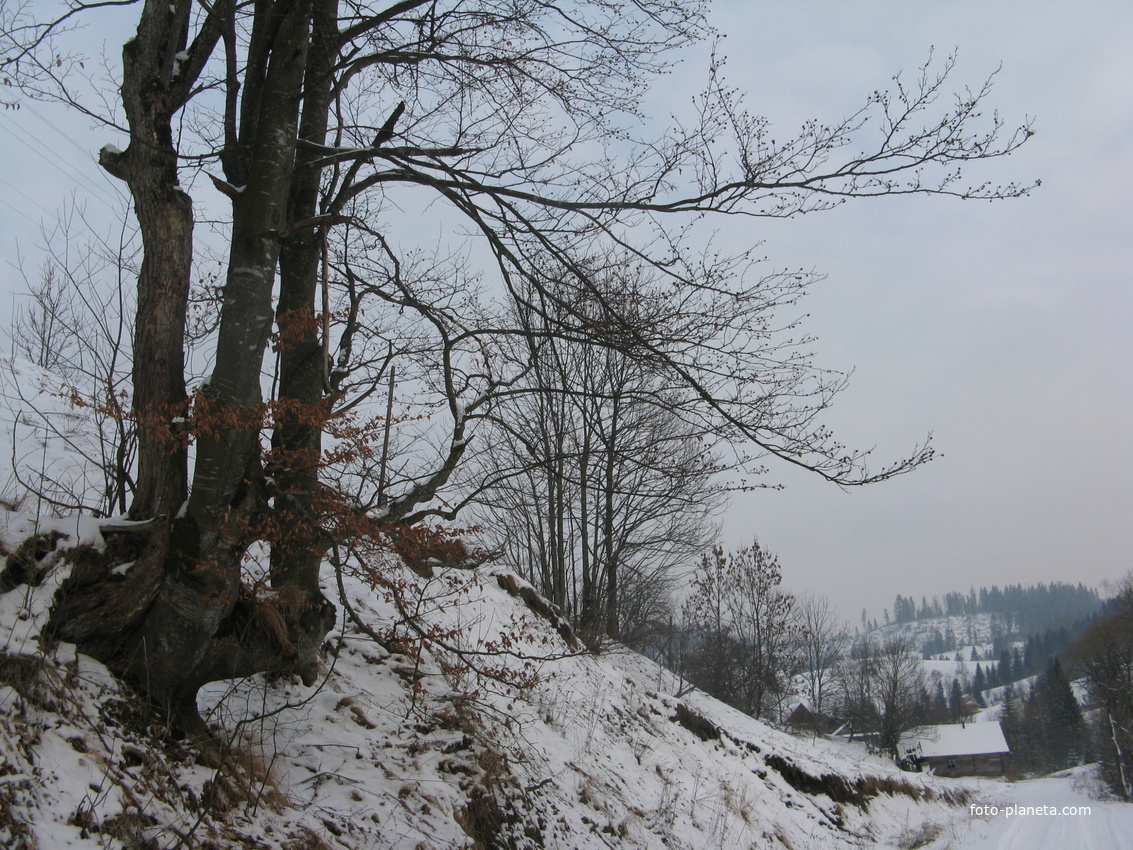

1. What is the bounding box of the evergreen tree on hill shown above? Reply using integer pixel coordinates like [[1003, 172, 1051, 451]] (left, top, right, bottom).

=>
[[1000, 685, 1029, 774], [1024, 659, 1086, 773], [949, 679, 965, 723], [973, 664, 987, 707]]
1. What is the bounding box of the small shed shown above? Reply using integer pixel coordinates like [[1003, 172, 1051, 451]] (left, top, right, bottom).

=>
[[900, 722, 1010, 777]]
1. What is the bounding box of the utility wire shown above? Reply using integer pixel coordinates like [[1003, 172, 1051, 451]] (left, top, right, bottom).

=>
[[0, 113, 125, 214]]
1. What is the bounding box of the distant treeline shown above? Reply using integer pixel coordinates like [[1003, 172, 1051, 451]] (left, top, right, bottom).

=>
[[891, 582, 1101, 634]]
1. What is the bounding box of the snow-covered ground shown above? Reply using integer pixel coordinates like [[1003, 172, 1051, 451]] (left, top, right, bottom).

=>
[[1, 358, 1129, 848], [0, 517, 995, 848], [0, 358, 110, 512], [940, 768, 1133, 849], [870, 614, 1004, 657]]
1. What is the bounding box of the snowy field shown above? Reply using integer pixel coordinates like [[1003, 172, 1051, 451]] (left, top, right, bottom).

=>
[[4, 521, 1130, 847], [0, 508, 1003, 848]]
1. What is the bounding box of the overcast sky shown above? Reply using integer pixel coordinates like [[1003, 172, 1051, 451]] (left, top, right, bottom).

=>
[[1, 2, 1130, 625], [703, 1, 1133, 623]]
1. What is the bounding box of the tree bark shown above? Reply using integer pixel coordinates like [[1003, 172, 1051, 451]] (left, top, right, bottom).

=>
[[102, 0, 199, 522], [56, 0, 204, 672], [272, 0, 338, 596], [603, 393, 621, 637], [155, 0, 318, 730]]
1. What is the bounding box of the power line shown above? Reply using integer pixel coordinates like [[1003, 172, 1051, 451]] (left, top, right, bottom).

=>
[[0, 190, 32, 220], [0, 115, 126, 215], [0, 175, 57, 219], [17, 98, 130, 201]]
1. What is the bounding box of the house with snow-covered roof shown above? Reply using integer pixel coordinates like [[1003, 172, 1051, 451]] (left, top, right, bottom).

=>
[[900, 722, 1010, 777]]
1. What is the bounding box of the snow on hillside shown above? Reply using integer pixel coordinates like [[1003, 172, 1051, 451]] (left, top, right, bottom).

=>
[[866, 615, 1008, 702], [869, 613, 1003, 658], [0, 357, 111, 514], [0, 512, 984, 849], [918, 657, 999, 692], [2, 359, 1118, 849]]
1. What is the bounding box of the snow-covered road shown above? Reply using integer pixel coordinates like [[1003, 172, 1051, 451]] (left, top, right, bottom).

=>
[[940, 771, 1133, 849]]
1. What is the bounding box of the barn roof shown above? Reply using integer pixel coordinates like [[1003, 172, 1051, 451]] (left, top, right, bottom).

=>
[[901, 722, 1009, 758]]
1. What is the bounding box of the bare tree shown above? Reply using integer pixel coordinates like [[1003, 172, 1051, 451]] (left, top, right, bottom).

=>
[[796, 591, 847, 721], [682, 545, 741, 706], [728, 540, 802, 720], [873, 635, 927, 758], [476, 262, 722, 641], [6, 202, 138, 515], [2, 0, 1034, 741], [683, 540, 800, 720], [836, 640, 881, 743], [836, 635, 925, 757]]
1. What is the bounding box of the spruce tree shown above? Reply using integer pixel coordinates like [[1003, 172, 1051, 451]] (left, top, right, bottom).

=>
[[973, 664, 987, 707], [949, 679, 965, 723], [1024, 659, 1086, 772], [1001, 685, 1031, 775], [1043, 659, 1086, 768], [932, 680, 949, 723]]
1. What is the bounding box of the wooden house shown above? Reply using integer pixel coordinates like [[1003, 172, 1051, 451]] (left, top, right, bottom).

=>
[[900, 722, 1010, 777], [785, 703, 841, 735]]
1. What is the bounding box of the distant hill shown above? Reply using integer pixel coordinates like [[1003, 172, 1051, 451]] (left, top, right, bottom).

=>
[[869, 612, 1004, 658], [864, 584, 1104, 698], [887, 583, 1101, 636]]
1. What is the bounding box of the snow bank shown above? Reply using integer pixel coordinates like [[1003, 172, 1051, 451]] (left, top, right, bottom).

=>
[[0, 533, 980, 848]]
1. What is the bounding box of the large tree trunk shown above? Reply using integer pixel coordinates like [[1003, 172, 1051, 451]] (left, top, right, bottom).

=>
[[272, 0, 338, 597], [54, 0, 203, 671], [52, 0, 337, 745], [98, 0, 196, 523], [146, 0, 322, 734]]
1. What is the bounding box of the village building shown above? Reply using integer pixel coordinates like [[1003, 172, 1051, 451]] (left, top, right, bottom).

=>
[[785, 703, 842, 735], [900, 722, 1010, 777]]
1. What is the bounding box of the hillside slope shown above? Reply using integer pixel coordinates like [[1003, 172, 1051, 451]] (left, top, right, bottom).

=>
[[0, 511, 980, 849], [869, 613, 1002, 656]]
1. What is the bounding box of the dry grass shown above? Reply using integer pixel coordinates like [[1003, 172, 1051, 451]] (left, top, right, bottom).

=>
[[764, 753, 960, 812], [897, 821, 944, 848], [0, 761, 35, 850], [0, 654, 51, 709]]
